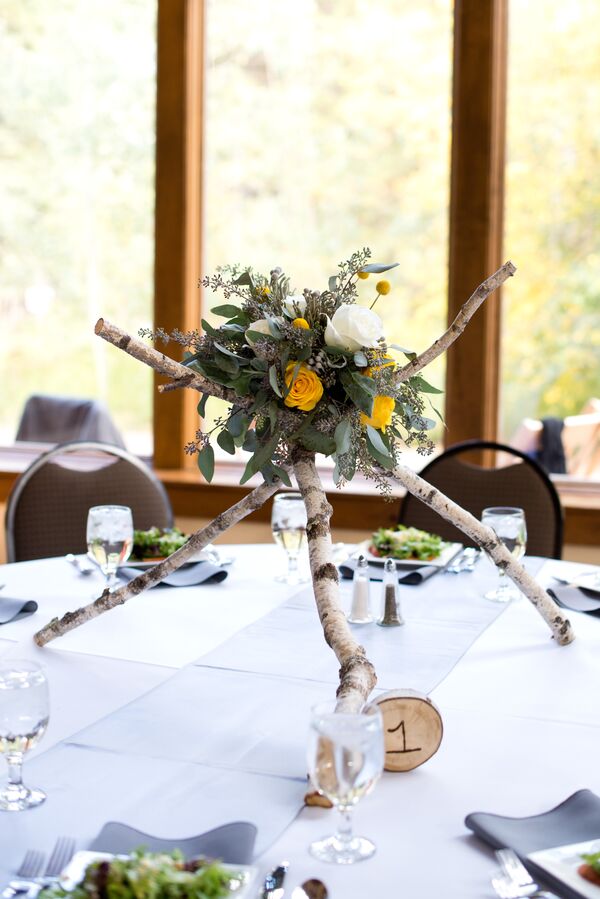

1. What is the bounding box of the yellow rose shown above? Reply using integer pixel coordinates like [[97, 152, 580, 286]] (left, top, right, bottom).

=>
[[284, 362, 323, 412], [360, 395, 395, 430], [292, 317, 310, 329], [376, 280, 391, 295]]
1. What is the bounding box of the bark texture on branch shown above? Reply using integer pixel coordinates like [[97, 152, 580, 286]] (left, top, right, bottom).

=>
[[33, 479, 279, 647], [393, 461, 574, 645], [394, 261, 516, 382], [293, 451, 377, 713], [94, 318, 244, 406]]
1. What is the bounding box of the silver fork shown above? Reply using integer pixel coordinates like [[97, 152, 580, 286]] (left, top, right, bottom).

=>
[[495, 848, 560, 898], [2, 851, 46, 898], [41, 837, 77, 881], [491, 872, 558, 899]]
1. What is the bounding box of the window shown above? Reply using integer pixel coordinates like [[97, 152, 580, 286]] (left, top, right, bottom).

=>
[[502, 0, 600, 479], [202, 0, 452, 460], [0, 1, 156, 454]]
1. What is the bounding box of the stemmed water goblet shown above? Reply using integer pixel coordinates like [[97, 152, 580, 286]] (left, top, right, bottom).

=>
[[481, 506, 527, 602], [0, 660, 49, 811], [307, 700, 384, 864], [86, 504, 134, 592], [271, 492, 308, 585]]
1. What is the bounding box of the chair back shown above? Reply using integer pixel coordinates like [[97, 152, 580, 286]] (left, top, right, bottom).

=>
[[6, 441, 173, 562], [399, 439, 563, 559], [15, 394, 125, 448]]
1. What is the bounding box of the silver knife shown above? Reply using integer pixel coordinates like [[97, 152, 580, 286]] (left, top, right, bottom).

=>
[[259, 862, 288, 899]]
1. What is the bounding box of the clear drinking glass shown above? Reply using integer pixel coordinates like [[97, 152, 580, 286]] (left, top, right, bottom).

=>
[[271, 492, 308, 585], [0, 660, 49, 811], [86, 505, 134, 591], [307, 701, 384, 864], [481, 506, 527, 602]]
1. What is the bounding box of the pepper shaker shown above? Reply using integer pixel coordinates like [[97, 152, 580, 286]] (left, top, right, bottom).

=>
[[347, 555, 373, 624], [377, 558, 404, 627]]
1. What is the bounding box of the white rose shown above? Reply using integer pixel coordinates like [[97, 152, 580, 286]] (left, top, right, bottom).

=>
[[283, 294, 307, 316], [324, 305, 384, 351], [245, 318, 272, 345]]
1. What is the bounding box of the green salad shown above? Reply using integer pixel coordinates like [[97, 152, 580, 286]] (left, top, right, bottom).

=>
[[41, 849, 239, 899], [370, 525, 445, 561], [130, 527, 189, 561]]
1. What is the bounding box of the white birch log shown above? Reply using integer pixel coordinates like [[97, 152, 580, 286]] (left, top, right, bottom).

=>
[[393, 461, 574, 645], [33, 479, 279, 647], [94, 318, 245, 406], [293, 451, 377, 713]]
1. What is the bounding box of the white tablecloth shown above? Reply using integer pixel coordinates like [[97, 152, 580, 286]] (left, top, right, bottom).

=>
[[0, 547, 599, 897]]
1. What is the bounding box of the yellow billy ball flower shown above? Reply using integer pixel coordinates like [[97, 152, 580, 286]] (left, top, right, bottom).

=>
[[357, 270, 369, 280], [258, 285, 271, 296], [284, 362, 324, 412], [360, 395, 395, 430], [376, 280, 391, 295], [292, 317, 310, 329]]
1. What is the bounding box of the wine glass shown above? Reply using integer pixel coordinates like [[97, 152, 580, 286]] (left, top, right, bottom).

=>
[[0, 660, 49, 811], [271, 492, 308, 585], [481, 506, 527, 602], [86, 505, 134, 591], [307, 701, 384, 864]]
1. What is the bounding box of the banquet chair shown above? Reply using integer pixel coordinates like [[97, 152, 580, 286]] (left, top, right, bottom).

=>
[[398, 439, 563, 559], [5, 441, 173, 562], [15, 394, 126, 448]]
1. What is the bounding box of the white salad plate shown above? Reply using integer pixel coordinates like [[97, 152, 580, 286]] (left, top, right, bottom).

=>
[[60, 851, 258, 896], [356, 539, 463, 568], [528, 838, 600, 898]]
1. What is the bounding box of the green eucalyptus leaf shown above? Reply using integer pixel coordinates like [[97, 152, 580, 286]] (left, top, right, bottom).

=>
[[299, 426, 336, 456], [359, 262, 399, 274], [366, 425, 391, 457], [389, 343, 415, 355], [353, 351, 368, 368], [217, 429, 236, 455], [267, 400, 279, 434], [242, 429, 258, 452], [250, 357, 269, 372], [339, 369, 374, 416], [246, 329, 277, 344], [334, 419, 352, 455], [270, 463, 292, 488], [268, 365, 283, 398], [350, 370, 377, 395], [214, 342, 248, 363], [227, 409, 249, 438], [282, 361, 301, 399], [196, 394, 208, 417], [197, 443, 215, 482], [366, 439, 395, 470], [408, 375, 444, 395], [201, 318, 219, 338], [233, 271, 255, 289], [328, 275, 338, 292], [212, 304, 243, 318]]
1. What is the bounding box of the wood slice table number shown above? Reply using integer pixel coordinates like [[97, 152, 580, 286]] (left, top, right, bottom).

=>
[[374, 689, 443, 772]]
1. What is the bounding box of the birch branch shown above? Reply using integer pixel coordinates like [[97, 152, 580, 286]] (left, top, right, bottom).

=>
[[94, 318, 245, 406], [33, 479, 279, 647], [293, 451, 377, 713], [394, 261, 516, 382], [393, 461, 574, 645]]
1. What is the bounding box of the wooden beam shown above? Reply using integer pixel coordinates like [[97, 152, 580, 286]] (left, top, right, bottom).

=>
[[153, 0, 203, 469], [446, 0, 508, 443]]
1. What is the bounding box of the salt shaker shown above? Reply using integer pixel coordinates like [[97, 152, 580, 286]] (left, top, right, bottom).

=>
[[347, 555, 373, 624], [377, 558, 404, 627]]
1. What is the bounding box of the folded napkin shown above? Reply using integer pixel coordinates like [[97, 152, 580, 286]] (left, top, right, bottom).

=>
[[119, 561, 229, 587], [547, 586, 600, 615], [339, 557, 441, 585], [0, 596, 38, 625], [89, 820, 257, 864], [465, 790, 600, 899]]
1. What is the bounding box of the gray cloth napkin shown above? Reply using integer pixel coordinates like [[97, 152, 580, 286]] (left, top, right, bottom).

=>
[[339, 557, 441, 585], [119, 561, 229, 587], [547, 585, 600, 615], [0, 596, 38, 624], [89, 819, 257, 864]]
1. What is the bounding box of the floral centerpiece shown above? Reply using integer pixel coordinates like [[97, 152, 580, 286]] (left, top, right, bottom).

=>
[[34, 254, 574, 717], [147, 249, 441, 492]]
